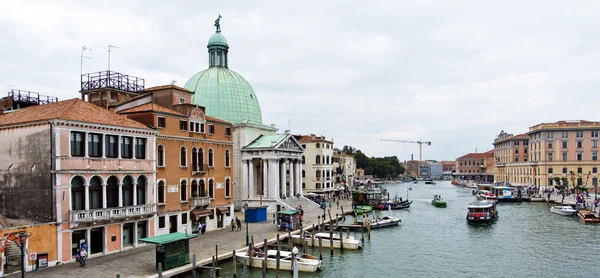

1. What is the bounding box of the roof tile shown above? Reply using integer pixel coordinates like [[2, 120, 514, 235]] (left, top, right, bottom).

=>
[[0, 98, 149, 130]]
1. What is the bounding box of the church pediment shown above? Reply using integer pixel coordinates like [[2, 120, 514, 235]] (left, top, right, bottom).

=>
[[276, 136, 303, 152]]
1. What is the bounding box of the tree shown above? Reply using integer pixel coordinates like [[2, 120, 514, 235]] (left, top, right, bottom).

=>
[[552, 177, 568, 205]]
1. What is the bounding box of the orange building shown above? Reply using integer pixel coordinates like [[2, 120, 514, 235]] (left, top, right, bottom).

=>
[[115, 85, 234, 234], [455, 150, 494, 182], [493, 131, 530, 184]]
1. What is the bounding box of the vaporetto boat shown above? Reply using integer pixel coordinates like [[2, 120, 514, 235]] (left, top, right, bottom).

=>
[[291, 232, 362, 250], [236, 249, 323, 272]]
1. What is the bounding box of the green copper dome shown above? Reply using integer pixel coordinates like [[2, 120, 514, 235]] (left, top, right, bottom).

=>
[[208, 33, 228, 47], [184, 26, 263, 125], [184, 67, 263, 125]]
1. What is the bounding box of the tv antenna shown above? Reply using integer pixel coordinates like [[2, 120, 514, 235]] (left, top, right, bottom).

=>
[[108, 44, 119, 71], [80, 45, 92, 76]]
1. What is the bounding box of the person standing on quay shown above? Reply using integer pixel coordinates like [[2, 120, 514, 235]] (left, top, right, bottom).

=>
[[231, 219, 235, 231]]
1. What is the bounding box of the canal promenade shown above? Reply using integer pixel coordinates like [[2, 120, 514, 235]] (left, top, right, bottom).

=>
[[11, 199, 352, 278]]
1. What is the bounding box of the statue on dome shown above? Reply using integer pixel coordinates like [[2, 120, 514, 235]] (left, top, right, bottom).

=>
[[214, 14, 222, 33]]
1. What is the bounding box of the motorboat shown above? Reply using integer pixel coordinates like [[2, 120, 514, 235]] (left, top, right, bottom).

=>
[[425, 180, 436, 185], [370, 216, 401, 229], [292, 232, 362, 250], [466, 200, 498, 223], [477, 190, 498, 202], [577, 210, 600, 224], [431, 195, 447, 208], [236, 249, 323, 272], [550, 205, 576, 216], [354, 205, 372, 215]]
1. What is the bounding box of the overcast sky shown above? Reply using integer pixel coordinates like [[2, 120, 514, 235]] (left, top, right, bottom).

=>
[[2, 1, 600, 161]]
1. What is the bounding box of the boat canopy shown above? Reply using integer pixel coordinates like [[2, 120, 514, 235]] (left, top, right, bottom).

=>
[[467, 200, 495, 209]]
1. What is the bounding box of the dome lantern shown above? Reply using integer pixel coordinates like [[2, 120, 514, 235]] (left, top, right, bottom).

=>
[[208, 15, 228, 68]]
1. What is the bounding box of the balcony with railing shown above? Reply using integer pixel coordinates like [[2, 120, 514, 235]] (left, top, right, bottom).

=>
[[190, 196, 210, 207], [70, 203, 156, 223], [192, 164, 209, 175], [81, 71, 145, 93]]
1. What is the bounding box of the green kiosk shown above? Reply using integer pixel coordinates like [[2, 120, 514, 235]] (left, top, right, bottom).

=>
[[140, 232, 197, 270]]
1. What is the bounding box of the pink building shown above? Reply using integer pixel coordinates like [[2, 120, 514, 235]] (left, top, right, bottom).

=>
[[0, 98, 157, 266]]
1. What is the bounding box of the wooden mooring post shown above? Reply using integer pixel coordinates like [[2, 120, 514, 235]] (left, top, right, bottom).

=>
[[311, 224, 316, 247], [158, 263, 163, 278], [249, 236, 255, 266], [215, 245, 219, 275], [192, 254, 197, 278], [341, 205, 346, 220], [319, 237, 323, 260], [288, 230, 292, 250], [340, 228, 344, 251], [335, 213, 339, 229], [232, 250, 236, 277], [210, 256, 216, 278], [276, 249, 281, 278], [243, 260, 248, 278]]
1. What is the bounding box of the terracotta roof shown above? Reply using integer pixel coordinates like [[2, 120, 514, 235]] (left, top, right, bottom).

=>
[[206, 115, 231, 125], [112, 92, 151, 106], [0, 98, 149, 130], [513, 134, 528, 139], [457, 150, 494, 159], [119, 103, 186, 117], [294, 134, 333, 143], [144, 85, 193, 94]]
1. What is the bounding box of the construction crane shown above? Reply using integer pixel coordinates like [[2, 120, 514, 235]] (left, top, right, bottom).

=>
[[380, 139, 432, 162], [381, 139, 432, 178]]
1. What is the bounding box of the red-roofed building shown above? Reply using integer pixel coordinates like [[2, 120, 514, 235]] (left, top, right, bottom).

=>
[[0, 98, 157, 268], [114, 84, 234, 235], [455, 150, 495, 182]]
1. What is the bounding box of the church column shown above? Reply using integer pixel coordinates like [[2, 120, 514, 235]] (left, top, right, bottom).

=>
[[289, 160, 295, 196], [262, 159, 268, 198], [271, 159, 280, 199], [296, 160, 302, 196], [248, 159, 254, 197], [280, 160, 286, 198], [242, 159, 249, 199]]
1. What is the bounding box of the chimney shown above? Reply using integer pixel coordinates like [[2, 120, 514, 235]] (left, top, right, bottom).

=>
[[411, 154, 414, 161]]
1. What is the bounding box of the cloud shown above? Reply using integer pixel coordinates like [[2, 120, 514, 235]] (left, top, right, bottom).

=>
[[2, 1, 600, 161]]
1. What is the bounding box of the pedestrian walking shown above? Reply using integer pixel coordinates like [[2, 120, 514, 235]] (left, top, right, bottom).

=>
[[273, 213, 276, 225], [336, 200, 339, 209], [75, 248, 81, 266], [236, 217, 242, 231], [79, 247, 87, 267], [231, 219, 235, 231]]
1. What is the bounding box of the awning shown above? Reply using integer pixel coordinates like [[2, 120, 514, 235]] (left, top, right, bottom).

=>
[[216, 207, 229, 214], [139, 232, 197, 245], [191, 208, 212, 218]]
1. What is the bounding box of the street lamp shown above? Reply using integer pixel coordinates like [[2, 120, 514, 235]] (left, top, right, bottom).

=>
[[292, 246, 299, 278], [18, 232, 27, 278], [243, 204, 249, 246]]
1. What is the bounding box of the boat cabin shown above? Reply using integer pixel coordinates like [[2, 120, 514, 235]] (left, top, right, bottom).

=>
[[352, 190, 387, 206], [491, 186, 516, 201], [466, 200, 498, 222]]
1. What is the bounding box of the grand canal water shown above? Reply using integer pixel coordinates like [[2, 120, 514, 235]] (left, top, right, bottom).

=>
[[188, 181, 600, 277]]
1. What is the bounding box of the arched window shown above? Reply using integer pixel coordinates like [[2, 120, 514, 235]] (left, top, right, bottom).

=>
[[192, 147, 198, 171], [302, 155, 305, 164], [122, 175, 134, 206], [316, 170, 321, 178], [107, 176, 119, 208], [302, 170, 305, 178], [192, 180, 198, 197], [157, 145, 165, 167], [180, 179, 187, 201], [225, 149, 230, 167], [71, 176, 85, 210], [200, 179, 206, 197], [89, 176, 102, 209], [199, 148, 205, 170], [137, 175, 147, 205], [316, 155, 321, 164], [158, 180, 165, 203], [326, 156, 330, 164], [180, 146, 187, 167], [209, 149, 214, 167], [225, 178, 231, 197], [316, 143, 320, 148], [209, 179, 214, 198]]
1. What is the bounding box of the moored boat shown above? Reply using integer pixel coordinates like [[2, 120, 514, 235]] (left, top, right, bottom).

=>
[[431, 195, 447, 208], [370, 216, 401, 229], [550, 205, 576, 216], [466, 200, 498, 223], [577, 210, 600, 224], [425, 180, 436, 185], [355, 205, 373, 215], [236, 249, 323, 272], [292, 232, 362, 250]]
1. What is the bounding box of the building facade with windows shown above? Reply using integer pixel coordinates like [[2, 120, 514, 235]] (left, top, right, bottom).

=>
[[333, 149, 356, 189], [0, 98, 157, 270], [115, 85, 235, 234], [493, 131, 530, 184], [296, 134, 335, 196], [455, 150, 494, 182]]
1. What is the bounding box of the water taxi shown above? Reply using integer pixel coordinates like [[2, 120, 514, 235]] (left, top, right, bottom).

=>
[[292, 232, 362, 250], [431, 195, 447, 208], [236, 249, 323, 272], [550, 205, 576, 216], [466, 200, 498, 223], [577, 210, 600, 224], [491, 186, 517, 202], [370, 216, 401, 229]]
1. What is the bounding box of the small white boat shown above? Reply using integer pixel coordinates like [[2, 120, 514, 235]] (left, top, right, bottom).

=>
[[550, 205, 576, 216], [236, 249, 322, 272], [292, 232, 362, 250], [370, 216, 401, 229]]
